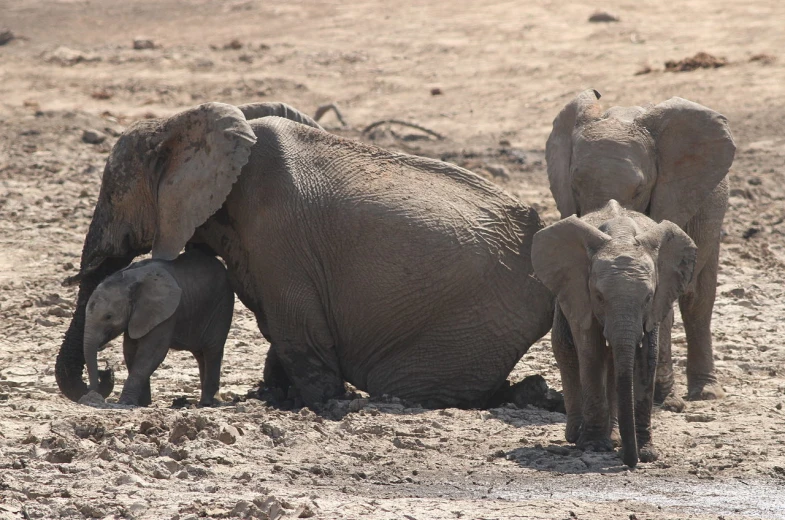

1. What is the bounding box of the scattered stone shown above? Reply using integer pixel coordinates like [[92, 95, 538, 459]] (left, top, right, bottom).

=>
[[91, 89, 113, 100], [588, 11, 619, 22], [685, 413, 715, 423], [430, 87, 443, 96], [750, 53, 776, 65], [45, 448, 77, 464], [485, 164, 510, 180], [634, 64, 653, 76], [0, 29, 15, 46], [219, 424, 240, 445], [35, 317, 57, 327], [46, 46, 101, 66], [742, 227, 760, 239], [295, 504, 316, 518], [133, 38, 156, 50], [225, 39, 243, 50], [47, 306, 71, 318], [82, 129, 106, 144], [665, 52, 727, 72], [78, 390, 105, 406]]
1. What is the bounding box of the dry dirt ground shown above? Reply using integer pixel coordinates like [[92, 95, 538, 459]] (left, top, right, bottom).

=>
[[1, 1, 785, 519]]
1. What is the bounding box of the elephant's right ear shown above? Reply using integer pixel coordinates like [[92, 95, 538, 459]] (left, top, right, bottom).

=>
[[152, 103, 257, 260], [546, 89, 603, 218], [532, 216, 610, 330], [126, 265, 182, 339]]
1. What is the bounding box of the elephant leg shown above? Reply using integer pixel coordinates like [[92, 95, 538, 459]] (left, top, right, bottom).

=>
[[262, 343, 291, 391], [576, 322, 613, 452], [680, 244, 725, 401], [274, 339, 344, 409], [635, 328, 660, 463], [198, 347, 223, 407], [119, 328, 172, 406], [122, 339, 151, 406], [551, 306, 583, 443], [654, 308, 685, 412]]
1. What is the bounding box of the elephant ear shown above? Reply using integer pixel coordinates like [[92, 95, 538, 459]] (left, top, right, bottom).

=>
[[546, 89, 604, 218], [637, 98, 736, 228], [125, 265, 182, 339], [152, 102, 257, 260], [532, 216, 611, 330], [636, 220, 697, 330], [237, 102, 324, 130]]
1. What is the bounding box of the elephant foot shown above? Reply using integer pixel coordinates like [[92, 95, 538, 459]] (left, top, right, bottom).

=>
[[565, 416, 582, 444], [577, 434, 614, 453], [687, 379, 725, 401], [197, 397, 220, 408], [638, 443, 660, 463], [610, 428, 621, 448], [657, 392, 686, 413]]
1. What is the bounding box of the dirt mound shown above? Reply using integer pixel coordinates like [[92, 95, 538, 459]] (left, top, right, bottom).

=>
[[665, 52, 728, 72]]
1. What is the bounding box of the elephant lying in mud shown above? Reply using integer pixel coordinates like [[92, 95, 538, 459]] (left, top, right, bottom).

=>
[[57, 102, 554, 409], [84, 250, 233, 406], [532, 200, 697, 467], [546, 89, 735, 405]]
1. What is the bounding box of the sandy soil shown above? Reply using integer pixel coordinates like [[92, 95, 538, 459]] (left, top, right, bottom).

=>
[[1, 0, 785, 518]]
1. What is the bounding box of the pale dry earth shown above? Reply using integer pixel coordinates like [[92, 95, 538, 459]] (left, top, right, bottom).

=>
[[1, 1, 784, 519]]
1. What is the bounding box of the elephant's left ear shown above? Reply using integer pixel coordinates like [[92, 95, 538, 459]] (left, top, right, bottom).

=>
[[636, 221, 697, 329], [152, 103, 257, 260], [637, 98, 736, 228]]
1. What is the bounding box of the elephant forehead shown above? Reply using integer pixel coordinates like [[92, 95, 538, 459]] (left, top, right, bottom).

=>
[[592, 250, 655, 282]]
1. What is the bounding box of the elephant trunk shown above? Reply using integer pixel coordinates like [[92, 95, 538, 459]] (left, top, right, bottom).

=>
[[57, 257, 133, 401], [609, 325, 642, 468]]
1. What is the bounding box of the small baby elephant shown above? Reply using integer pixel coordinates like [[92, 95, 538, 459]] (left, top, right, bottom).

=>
[[532, 200, 697, 467], [83, 250, 234, 406]]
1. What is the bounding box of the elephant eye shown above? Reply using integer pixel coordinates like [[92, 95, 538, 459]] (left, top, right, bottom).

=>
[[104, 313, 113, 321], [644, 294, 653, 304], [596, 293, 605, 304]]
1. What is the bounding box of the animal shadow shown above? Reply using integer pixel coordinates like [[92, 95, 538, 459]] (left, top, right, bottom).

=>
[[504, 443, 630, 474]]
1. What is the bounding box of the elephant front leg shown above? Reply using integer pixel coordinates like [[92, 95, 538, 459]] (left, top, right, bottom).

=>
[[551, 306, 583, 443], [654, 308, 685, 412], [635, 327, 660, 463], [119, 328, 172, 406], [576, 322, 614, 452], [680, 248, 725, 401]]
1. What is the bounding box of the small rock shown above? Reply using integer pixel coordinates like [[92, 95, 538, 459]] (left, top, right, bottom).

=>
[[152, 468, 170, 479], [295, 504, 315, 518], [45, 448, 77, 464], [78, 390, 105, 406], [82, 129, 106, 145], [588, 11, 620, 22], [485, 164, 510, 180], [430, 87, 443, 96], [133, 38, 156, 50], [46, 46, 100, 66], [62, 261, 74, 271], [231, 500, 251, 516], [0, 29, 15, 46], [685, 413, 715, 423], [35, 317, 57, 327], [224, 39, 243, 50], [47, 306, 71, 318], [219, 424, 239, 445]]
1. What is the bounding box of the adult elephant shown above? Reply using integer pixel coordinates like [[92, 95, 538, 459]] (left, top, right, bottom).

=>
[[546, 89, 736, 405], [57, 102, 554, 408]]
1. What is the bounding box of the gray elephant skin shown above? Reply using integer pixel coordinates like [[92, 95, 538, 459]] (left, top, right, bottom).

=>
[[546, 89, 735, 404], [84, 250, 234, 406], [56, 102, 554, 409], [532, 200, 697, 467]]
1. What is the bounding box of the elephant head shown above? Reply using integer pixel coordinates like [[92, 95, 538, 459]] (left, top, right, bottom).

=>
[[532, 201, 697, 466], [57, 102, 318, 401], [83, 264, 182, 394], [546, 89, 736, 228]]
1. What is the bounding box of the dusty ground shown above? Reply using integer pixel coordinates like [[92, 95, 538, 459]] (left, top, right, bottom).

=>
[[1, 0, 785, 518]]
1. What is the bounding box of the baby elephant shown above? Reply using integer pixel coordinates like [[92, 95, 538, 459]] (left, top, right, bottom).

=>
[[83, 250, 234, 406], [532, 200, 697, 467]]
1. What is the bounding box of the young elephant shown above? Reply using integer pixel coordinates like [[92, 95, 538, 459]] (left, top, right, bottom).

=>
[[532, 200, 697, 467], [83, 250, 234, 406]]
